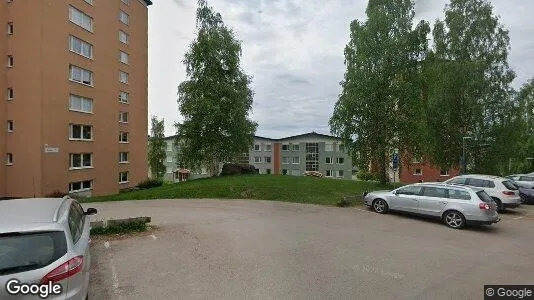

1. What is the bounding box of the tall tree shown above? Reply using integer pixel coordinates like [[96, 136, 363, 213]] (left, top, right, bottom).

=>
[[510, 79, 534, 173], [330, 0, 430, 183], [148, 116, 167, 180], [427, 0, 516, 174], [176, 0, 257, 176]]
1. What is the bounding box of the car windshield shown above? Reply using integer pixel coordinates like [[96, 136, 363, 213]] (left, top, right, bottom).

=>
[[502, 180, 519, 190], [0, 231, 67, 276], [476, 191, 493, 203]]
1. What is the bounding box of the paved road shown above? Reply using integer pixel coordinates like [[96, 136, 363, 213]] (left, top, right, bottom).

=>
[[84, 199, 534, 300]]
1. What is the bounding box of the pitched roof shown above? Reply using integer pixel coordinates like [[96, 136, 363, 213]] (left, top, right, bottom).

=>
[[163, 132, 343, 141]]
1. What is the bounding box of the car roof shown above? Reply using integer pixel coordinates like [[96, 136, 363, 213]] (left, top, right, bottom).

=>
[[0, 197, 71, 227], [416, 182, 482, 192], [456, 174, 504, 180]]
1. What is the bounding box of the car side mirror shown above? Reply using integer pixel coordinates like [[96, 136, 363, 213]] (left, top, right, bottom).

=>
[[85, 208, 98, 215]]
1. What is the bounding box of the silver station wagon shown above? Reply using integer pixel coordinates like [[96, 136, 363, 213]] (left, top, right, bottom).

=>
[[363, 183, 500, 229]]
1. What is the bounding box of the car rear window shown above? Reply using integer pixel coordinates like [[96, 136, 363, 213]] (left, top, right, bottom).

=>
[[502, 180, 519, 190], [0, 231, 67, 276], [476, 191, 493, 203]]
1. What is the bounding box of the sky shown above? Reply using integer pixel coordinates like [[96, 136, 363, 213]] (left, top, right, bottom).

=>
[[148, 0, 534, 138]]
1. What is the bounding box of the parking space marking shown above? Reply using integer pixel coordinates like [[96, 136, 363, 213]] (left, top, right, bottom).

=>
[[150, 234, 158, 240], [103, 241, 122, 299], [104, 241, 110, 249], [354, 207, 372, 213], [513, 216, 523, 220]]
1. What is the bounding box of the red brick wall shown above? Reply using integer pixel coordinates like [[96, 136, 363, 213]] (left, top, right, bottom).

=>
[[400, 161, 460, 183]]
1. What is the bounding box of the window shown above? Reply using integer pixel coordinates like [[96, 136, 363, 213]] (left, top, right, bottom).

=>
[[69, 65, 93, 86], [119, 131, 129, 143], [69, 6, 93, 32], [254, 156, 262, 163], [412, 155, 423, 164], [264, 156, 271, 163], [396, 185, 422, 196], [305, 143, 319, 172], [69, 180, 92, 193], [68, 202, 85, 244], [447, 177, 467, 185], [7, 120, 13, 132], [448, 189, 471, 200], [325, 143, 333, 152], [266, 168, 271, 174], [119, 112, 129, 123], [337, 157, 344, 164], [7, 87, 13, 100], [166, 156, 172, 163], [325, 157, 333, 164], [502, 180, 519, 190], [440, 169, 449, 176], [119, 71, 129, 84], [6, 153, 13, 165], [7, 22, 13, 35], [414, 168, 422, 176], [282, 169, 288, 175], [7, 55, 13, 67], [69, 124, 92, 140], [119, 30, 129, 44], [265, 144, 272, 151], [254, 144, 260, 151], [338, 144, 345, 152], [119, 10, 129, 25], [119, 91, 129, 103], [119, 51, 129, 64], [292, 144, 300, 151], [282, 144, 289, 151], [291, 170, 300, 176], [292, 157, 300, 164], [84, 0, 93, 5], [69, 94, 93, 113], [167, 142, 173, 151], [119, 152, 129, 163], [422, 187, 448, 198], [282, 156, 289, 164], [519, 176, 534, 182], [325, 170, 332, 177], [121, 0, 130, 5], [69, 153, 92, 169], [119, 171, 129, 183], [69, 36, 93, 59], [337, 170, 344, 178]]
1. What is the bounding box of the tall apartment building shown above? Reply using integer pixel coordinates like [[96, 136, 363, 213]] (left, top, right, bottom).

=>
[[0, 0, 152, 198]]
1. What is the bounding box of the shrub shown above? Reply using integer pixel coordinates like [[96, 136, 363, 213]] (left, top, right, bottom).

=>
[[46, 190, 68, 198], [357, 170, 379, 181], [137, 178, 164, 189], [303, 171, 324, 178]]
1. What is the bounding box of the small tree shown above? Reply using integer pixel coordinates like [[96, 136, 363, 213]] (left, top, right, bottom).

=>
[[148, 116, 166, 180]]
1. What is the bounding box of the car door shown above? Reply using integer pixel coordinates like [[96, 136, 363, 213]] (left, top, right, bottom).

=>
[[418, 186, 449, 217], [66, 202, 91, 299], [389, 185, 422, 213]]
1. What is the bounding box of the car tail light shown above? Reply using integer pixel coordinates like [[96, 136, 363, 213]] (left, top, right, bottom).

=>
[[502, 191, 515, 196], [40, 255, 84, 284], [479, 203, 491, 210]]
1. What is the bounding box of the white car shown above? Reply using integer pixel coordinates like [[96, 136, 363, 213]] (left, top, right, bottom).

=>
[[444, 174, 521, 212], [506, 174, 534, 189]]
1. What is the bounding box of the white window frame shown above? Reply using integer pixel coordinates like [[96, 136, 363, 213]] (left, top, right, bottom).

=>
[[7, 55, 13, 67], [6, 153, 13, 165], [7, 120, 13, 132], [337, 170, 344, 178], [69, 124, 93, 141], [119, 71, 129, 84], [292, 156, 300, 164], [69, 6, 93, 32], [253, 144, 260, 151], [7, 87, 13, 100], [69, 94, 93, 114], [325, 157, 333, 164], [69, 35, 93, 59], [119, 10, 130, 25], [69, 65, 94, 86], [119, 152, 129, 164], [119, 112, 129, 123], [119, 30, 129, 44], [69, 180, 92, 193], [282, 144, 289, 151], [440, 169, 450, 176], [325, 170, 332, 177], [166, 156, 173, 163], [121, 0, 130, 5], [412, 156, 423, 164], [119, 131, 129, 143], [292, 144, 300, 151], [119, 51, 129, 64], [264, 156, 271, 163], [119, 171, 129, 184], [265, 144, 272, 151], [167, 142, 173, 151], [69, 153, 93, 170], [254, 156, 262, 163], [7, 22, 13, 35], [325, 143, 334, 152], [84, 0, 93, 5], [414, 168, 423, 176], [337, 157, 345, 165], [119, 91, 129, 103], [338, 144, 345, 152], [282, 156, 289, 164]]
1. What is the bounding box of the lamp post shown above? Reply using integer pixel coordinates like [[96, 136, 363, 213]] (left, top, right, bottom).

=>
[[462, 136, 472, 174], [527, 157, 534, 172]]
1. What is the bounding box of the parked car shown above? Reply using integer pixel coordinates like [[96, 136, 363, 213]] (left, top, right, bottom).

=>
[[363, 183, 499, 229], [505, 174, 534, 204], [0, 197, 97, 300], [444, 174, 521, 212]]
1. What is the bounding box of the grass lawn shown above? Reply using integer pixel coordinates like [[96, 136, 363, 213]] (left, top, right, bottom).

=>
[[82, 175, 394, 206]]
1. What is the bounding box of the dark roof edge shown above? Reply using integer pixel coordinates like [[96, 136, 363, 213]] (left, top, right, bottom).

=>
[[163, 132, 343, 141], [144, 0, 153, 5]]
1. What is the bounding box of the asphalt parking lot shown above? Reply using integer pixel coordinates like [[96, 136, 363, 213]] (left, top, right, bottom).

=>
[[84, 199, 534, 300]]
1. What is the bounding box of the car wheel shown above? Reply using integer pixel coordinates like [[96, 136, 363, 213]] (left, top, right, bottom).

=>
[[443, 210, 466, 229], [492, 197, 504, 212], [372, 199, 388, 214]]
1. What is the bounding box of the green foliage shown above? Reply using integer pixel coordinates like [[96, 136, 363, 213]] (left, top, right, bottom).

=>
[[357, 170, 380, 181], [507, 79, 534, 174], [90, 221, 147, 236], [137, 178, 164, 189], [148, 116, 167, 180], [176, 0, 257, 176], [330, 0, 430, 183]]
